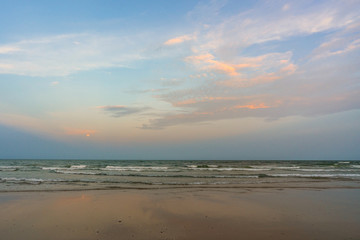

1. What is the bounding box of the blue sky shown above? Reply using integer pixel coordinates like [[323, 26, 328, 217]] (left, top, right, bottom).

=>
[[0, 0, 359, 160]]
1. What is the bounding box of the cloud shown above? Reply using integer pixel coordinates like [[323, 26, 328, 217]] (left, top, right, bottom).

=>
[[138, 1, 360, 130], [164, 35, 194, 45], [143, 46, 359, 129], [185, 53, 258, 76], [0, 33, 148, 76], [2, 0, 359, 134], [127, 88, 169, 94], [0, 46, 20, 54], [280, 63, 297, 75], [209, 51, 296, 87], [186, 0, 360, 61], [97, 105, 149, 117], [143, 88, 360, 130], [219, 73, 281, 88], [174, 96, 240, 107], [141, 105, 274, 130], [310, 23, 360, 60], [282, 4, 290, 11], [0, 63, 14, 69], [232, 103, 270, 110]]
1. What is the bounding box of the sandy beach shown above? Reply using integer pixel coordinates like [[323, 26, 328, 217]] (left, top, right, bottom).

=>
[[0, 188, 359, 240]]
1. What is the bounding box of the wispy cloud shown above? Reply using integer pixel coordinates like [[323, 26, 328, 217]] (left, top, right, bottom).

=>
[[0, 46, 20, 54], [164, 35, 194, 45], [127, 88, 170, 94], [97, 105, 150, 118], [0, 63, 14, 70], [139, 1, 360, 129], [185, 53, 258, 76], [0, 33, 147, 76], [311, 22, 360, 60]]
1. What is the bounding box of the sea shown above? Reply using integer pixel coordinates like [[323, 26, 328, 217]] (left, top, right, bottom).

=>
[[1, 160, 360, 191]]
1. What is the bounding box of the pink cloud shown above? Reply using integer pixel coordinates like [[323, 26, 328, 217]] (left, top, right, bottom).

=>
[[174, 96, 240, 106], [232, 103, 270, 110], [219, 73, 281, 88], [185, 53, 257, 76], [164, 35, 194, 45], [96, 105, 126, 109], [280, 63, 297, 74]]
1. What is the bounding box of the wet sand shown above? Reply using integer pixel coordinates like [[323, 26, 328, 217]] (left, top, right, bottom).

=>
[[0, 188, 359, 240]]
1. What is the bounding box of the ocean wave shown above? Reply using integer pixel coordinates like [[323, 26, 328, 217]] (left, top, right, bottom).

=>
[[0, 166, 19, 171], [0, 177, 97, 184], [101, 166, 170, 172], [186, 164, 219, 168], [42, 165, 87, 171], [269, 173, 360, 178], [42, 167, 67, 170], [187, 167, 271, 171], [103, 173, 258, 178], [53, 170, 99, 175], [295, 168, 354, 172], [250, 165, 303, 170], [271, 166, 300, 170], [70, 165, 87, 169], [0, 177, 45, 184]]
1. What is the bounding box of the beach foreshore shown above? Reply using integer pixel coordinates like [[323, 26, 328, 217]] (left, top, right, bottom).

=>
[[1, 188, 359, 240]]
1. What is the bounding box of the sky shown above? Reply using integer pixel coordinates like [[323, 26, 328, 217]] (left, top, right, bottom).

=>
[[0, 0, 359, 160]]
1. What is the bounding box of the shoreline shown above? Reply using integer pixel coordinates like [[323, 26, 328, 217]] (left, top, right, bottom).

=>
[[1, 184, 360, 193], [1, 187, 359, 240], [1, 178, 360, 193]]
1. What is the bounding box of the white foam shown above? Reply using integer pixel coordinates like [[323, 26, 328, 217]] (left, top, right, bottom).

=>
[[239, 168, 271, 171], [102, 166, 169, 172], [351, 165, 360, 168], [0, 166, 19, 171], [42, 165, 87, 171], [250, 165, 273, 169], [295, 168, 354, 172], [0, 177, 95, 184], [186, 165, 198, 168], [272, 166, 300, 169], [189, 182, 206, 185], [70, 165, 87, 169], [0, 166, 19, 169], [0, 177, 44, 184], [42, 167, 66, 170], [54, 170, 97, 175], [189, 167, 271, 171]]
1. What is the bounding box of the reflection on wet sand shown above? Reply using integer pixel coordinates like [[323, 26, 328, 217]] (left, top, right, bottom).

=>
[[0, 189, 359, 240]]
